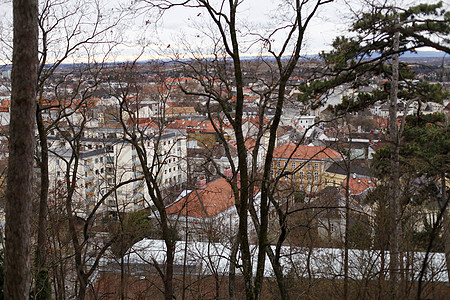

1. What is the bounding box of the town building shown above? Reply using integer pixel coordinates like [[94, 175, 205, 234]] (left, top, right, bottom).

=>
[[271, 143, 343, 194]]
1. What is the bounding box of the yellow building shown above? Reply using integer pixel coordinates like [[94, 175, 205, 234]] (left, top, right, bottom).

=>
[[271, 143, 343, 194]]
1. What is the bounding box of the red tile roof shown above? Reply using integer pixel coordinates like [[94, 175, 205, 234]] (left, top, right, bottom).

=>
[[166, 178, 235, 218], [343, 177, 376, 195], [248, 116, 270, 127], [273, 143, 343, 160], [126, 117, 159, 128]]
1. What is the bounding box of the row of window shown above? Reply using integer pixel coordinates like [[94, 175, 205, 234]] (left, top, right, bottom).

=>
[[164, 165, 182, 174], [275, 161, 320, 170], [302, 184, 319, 193], [165, 174, 182, 185], [272, 170, 320, 182]]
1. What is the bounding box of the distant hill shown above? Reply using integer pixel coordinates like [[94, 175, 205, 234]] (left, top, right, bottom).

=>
[[401, 51, 448, 58]]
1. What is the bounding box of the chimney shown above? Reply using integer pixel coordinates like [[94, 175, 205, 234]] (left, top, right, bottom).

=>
[[224, 166, 232, 179], [197, 176, 207, 190]]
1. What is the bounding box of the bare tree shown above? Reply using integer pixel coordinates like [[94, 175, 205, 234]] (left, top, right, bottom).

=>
[[138, 1, 334, 298], [4, 0, 38, 298], [32, 1, 131, 297]]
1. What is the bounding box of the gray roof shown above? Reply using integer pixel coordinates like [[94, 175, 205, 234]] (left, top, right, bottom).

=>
[[326, 160, 374, 178]]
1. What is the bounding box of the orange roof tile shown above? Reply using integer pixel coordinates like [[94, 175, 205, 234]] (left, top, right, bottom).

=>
[[273, 143, 343, 160], [165, 106, 196, 115], [248, 116, 270, 127], [166, 178, 235, 218], [343, 177, 376, 195], [127, 117, 158, 128]]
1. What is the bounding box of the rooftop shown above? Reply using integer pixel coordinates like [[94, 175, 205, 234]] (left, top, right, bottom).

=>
[[166, 178, 235, 218], [273, 143, 343, 161]]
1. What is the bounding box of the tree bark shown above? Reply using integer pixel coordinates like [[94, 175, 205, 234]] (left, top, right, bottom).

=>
[[440, 172, 450, 284], [5, 0, 38, 298], [389, 21, 402, 300], [35, 110, 51, 300]]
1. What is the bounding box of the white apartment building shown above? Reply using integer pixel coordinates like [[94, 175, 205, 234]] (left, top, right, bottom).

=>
[[47, 130, 188, 217]]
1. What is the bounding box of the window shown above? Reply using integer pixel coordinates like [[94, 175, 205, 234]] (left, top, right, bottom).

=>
[[292, 173, 296, 180], [307, 185, 311, 193], [95, 170, 99, 175], [277, 161, 281, 167], [314, 171, 319, 181], [299, 171, 304, 181], [100, 157, 103, 163], [56, 159, 60, 165], [292, 162, 296, 168], [307, 163, 311, 170], [95, 158, 98, 164], [101, 168, 104, 173], [314, 163, 319, 170], [307, 172, 311, 181], [57, 171, 60, 177], [314, 185, 319, 192]]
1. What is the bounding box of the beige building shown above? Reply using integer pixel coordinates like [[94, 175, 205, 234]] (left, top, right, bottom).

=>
[[271, 143, 343, 194]]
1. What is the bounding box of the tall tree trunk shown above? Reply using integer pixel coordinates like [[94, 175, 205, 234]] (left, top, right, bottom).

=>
[[441, 172, 450, 282], [228, 236, 239, 300], [35, 110, 51, 300], [344, 155, 351, 300], [5, 0, 38, 298], [389, 21, 402, 300], [227, 7, 253, 298]]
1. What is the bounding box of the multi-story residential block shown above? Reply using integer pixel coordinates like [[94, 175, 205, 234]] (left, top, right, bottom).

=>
[[47, 130, 188, 217]]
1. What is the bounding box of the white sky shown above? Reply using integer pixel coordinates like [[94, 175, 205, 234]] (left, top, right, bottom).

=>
[[0, 0, 445, 63], [130, 0, 351, 59]]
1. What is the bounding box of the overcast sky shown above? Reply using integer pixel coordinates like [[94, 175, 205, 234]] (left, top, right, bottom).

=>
[[0, 0, 445, 63]]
